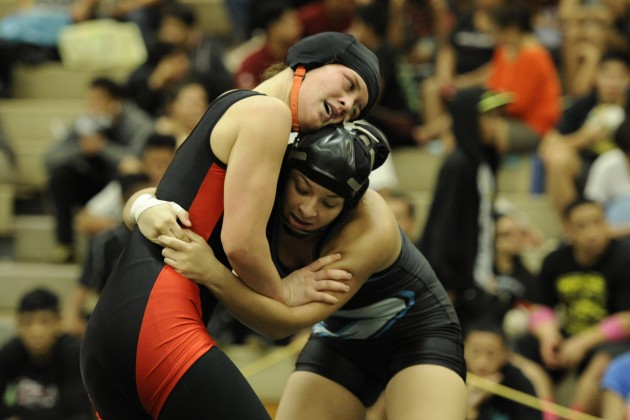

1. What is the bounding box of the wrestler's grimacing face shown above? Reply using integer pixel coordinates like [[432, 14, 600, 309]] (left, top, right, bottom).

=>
[[297, 64, 369, 132]]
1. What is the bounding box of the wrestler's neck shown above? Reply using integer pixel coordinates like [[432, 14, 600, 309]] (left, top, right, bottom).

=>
[[254, 67, 294, 106], [276, 224, 323, 271]]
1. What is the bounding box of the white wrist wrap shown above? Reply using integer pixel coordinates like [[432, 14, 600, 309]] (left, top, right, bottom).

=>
[[169, 201, 184, 214], [131, 193, 186, 222], [131, 193, 167, 222]]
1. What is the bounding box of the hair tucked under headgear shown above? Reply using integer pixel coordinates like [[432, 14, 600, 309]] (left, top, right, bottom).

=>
[[287, 32, 380, 122]]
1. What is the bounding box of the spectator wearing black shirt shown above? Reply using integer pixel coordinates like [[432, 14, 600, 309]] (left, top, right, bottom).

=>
[[0, 288, 93, 419]]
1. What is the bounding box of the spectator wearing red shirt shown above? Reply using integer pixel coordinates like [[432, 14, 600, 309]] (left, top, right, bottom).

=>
[[235, 0, 302, 89], [297, 0, 356, 37]]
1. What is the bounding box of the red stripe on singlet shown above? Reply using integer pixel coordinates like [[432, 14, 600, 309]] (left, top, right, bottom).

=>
[[136, 163, 226, 418]]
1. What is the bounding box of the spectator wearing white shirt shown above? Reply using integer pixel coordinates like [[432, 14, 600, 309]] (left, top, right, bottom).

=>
[[585, 116, 630, 239], [74, 133, 176, 236]]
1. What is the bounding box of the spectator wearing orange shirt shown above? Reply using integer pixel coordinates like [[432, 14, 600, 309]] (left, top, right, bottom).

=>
[[484, 4, 561, 155]]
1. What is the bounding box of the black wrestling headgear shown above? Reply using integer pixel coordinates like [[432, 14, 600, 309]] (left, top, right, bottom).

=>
[[287, 120, 390, 209], [287, 32, 380, 120]]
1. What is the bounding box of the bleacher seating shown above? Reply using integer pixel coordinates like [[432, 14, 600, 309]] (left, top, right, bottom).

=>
[[0, 0, 236, 239], [0, 183, 13, 236], [0, 2, 574, 413], [0, 260, 80, 347], [11, 63, 131, 100], [0, 0, 232, 40], [0, 98, 85, 194], [0, 260, 79, 311]]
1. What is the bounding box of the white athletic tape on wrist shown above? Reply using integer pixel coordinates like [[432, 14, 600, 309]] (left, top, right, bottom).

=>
[[169, 202, 184, 214], [131, 193, 167, 222], [131, 193, 186, 222]]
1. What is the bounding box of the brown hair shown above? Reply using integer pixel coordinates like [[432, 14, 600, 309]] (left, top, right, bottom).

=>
[[261, 62, 288, 82]]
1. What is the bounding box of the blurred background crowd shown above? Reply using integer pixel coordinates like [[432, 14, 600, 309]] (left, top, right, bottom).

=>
[[0, 0, 630, 418]]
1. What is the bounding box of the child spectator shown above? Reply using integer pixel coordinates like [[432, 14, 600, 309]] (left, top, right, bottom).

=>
[[0, 288, 93, 419], [465, 320, 542, 420]]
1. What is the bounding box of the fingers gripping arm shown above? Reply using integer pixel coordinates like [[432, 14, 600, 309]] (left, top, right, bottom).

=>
[[160, 230, 353, 338]]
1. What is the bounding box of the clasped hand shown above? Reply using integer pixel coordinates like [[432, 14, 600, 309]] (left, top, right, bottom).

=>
[[140, 202, 351, 305], [159, 230, 351, 305], [137, 202, 191, 244]]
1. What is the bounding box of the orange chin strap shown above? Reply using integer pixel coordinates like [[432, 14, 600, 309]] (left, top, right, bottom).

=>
[[290, 65, 306, 132]]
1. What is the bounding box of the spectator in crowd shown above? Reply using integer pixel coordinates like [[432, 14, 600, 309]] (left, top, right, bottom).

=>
[[297, 0, 355, 37], [484, 3, 562, 155], [559, 0, 630, 97], [154, 79, 209, 147], [382, 190, 418, 242], [600, 351, 630, 420], [125, 41, 189, 117], [86, 0, 170, 48], [414, 0, 500, 148], [73, 132, 176, 237], [349, 1, 419, 149], [0, 0, 93, 97], [64, 173, 152, 338], [584, 115, 630, 239], [125, 3, 233, 117], [464, 320, 542, 420], [44, 77, 154, 263], [223, 0, 255, 45], [515, 197, 630, 416], [540, 50, 630, 218], [385, 0, 452, 63], [234, 0, 302, 90], [491, 208, 557, 413], [493, 212, 538, 307], [0, 288, 93, 419], [419, 87, 507, 329]]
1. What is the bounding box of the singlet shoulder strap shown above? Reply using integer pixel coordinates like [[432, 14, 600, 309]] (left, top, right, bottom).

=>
[[213, 89, 265, 106]]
